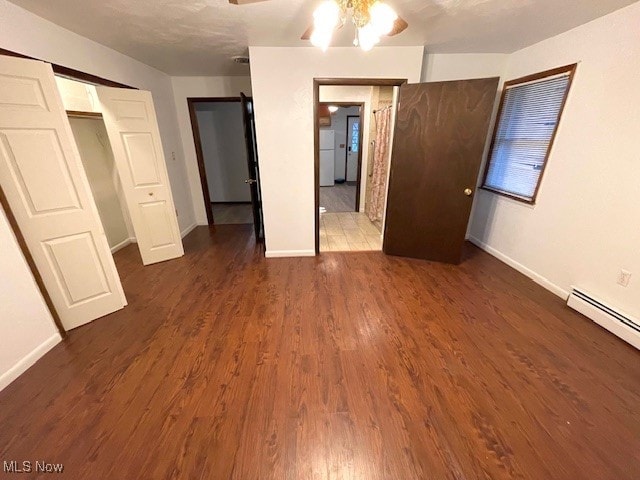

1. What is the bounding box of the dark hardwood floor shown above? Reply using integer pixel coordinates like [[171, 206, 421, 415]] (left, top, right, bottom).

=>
[[1, 225, 638, 479]]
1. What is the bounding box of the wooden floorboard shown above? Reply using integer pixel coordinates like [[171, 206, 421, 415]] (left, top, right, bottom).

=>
[[0, 225, 638, 479]]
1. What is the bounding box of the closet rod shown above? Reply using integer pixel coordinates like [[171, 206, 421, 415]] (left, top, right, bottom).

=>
[[66, 110, 103, 119]]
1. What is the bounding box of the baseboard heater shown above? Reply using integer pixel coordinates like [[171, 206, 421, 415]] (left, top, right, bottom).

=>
[[567, 288, 639, 350]]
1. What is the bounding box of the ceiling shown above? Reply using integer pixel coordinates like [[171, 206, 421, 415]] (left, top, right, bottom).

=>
[[8, 0, 637, 76]]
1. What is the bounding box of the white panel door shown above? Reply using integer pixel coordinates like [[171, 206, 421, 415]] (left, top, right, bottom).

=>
[[0, 55, 126, 330], [96, 87, 183, 265]]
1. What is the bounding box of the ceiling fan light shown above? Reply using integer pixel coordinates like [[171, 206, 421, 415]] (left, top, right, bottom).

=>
[[310, 28, 333, 51], [358, 24, 381, 51], [369, 1, 398, 35], [328, 105, 339, 113], [313, 0, 340, 31]]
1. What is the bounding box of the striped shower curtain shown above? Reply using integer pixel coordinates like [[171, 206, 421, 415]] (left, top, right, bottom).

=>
[[365, 107, 392, 222]]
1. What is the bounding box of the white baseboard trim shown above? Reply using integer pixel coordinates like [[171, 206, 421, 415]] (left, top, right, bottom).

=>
[[265, 249, 316, 258], [110, 238, 132, 254], [180, 222, 198, 239], [0, 333, 62, 392], [468, 236, 569, 300]]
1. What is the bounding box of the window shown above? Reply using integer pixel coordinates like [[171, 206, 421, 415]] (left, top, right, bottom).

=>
[[482, 64, 576, 203], [351, 121, 359, 153]]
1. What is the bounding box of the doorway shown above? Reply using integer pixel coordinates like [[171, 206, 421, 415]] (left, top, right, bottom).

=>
[[318, 103, 363, 213], [315, 82, 401, 253], [68, 114, 135, 253], [188, 96, 264, 242], [314, 77, 500, 263], [187, 98, 252, 226]]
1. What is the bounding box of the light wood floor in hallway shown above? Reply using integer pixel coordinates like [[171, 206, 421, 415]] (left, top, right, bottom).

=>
[[0, 225, 638, 479]]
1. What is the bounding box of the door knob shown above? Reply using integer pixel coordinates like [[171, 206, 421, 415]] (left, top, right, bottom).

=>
[[148, 192, 154, 196], [245, 179, 256, 184], [464, 188, 473, 196]]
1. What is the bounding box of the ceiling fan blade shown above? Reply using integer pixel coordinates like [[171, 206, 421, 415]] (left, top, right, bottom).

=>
[[386, 16, 408, 36], [301, 24, 314, 40], [228, 0, 270, 5]]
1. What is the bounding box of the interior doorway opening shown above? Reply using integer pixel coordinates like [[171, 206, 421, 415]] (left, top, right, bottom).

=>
[[318, 103, 362, 213], [188, 98, 253, 225], [68, 115, 135, 254], [315, 82, 401, 253], [188, 96, 265, 242], [315, 77, 500, 263]]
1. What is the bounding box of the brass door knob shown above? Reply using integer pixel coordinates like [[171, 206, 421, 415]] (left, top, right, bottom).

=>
[[464, 188, 473, 196]]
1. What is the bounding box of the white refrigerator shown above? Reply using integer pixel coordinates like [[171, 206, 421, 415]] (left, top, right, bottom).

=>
[[319, 130, 335, 187]]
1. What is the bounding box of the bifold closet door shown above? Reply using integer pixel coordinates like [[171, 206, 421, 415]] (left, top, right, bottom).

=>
[[0, 55, 126, 330], [96, 87, 183, 265]]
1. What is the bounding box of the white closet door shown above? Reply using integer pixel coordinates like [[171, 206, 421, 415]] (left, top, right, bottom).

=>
[[0, 55, 126, 330], [96, 87, 184, 265]]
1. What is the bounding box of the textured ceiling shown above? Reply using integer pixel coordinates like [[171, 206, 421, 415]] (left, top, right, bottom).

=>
[[7, 0, 638, 75]]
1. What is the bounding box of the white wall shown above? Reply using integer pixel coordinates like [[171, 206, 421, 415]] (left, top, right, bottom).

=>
[[195, 103, 251, 203], [0, 207, 61, 391], [249, 46, 424, 257], [171, 76, 253, 224], [421, 53, 508, 82], [55, 75, 101, 113], [69, 117, 133, 249], [468, 2, 640, 319]]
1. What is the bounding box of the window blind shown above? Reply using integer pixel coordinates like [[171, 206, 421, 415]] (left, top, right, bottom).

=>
[[483, 72, 572, 201]]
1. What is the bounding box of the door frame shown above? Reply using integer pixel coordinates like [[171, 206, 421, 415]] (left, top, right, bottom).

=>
[[313, 78, 407, 254], [0, 47, 134, 89], [186, 97, 244, 226], [0, 49, 136, 336]]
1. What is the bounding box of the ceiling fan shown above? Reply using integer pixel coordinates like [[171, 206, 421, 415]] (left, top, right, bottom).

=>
[[228, 0, 408, 51]]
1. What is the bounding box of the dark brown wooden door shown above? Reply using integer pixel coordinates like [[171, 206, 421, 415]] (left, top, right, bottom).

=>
[[383, 78, 499, 264], [240, 93, 264, 242]]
